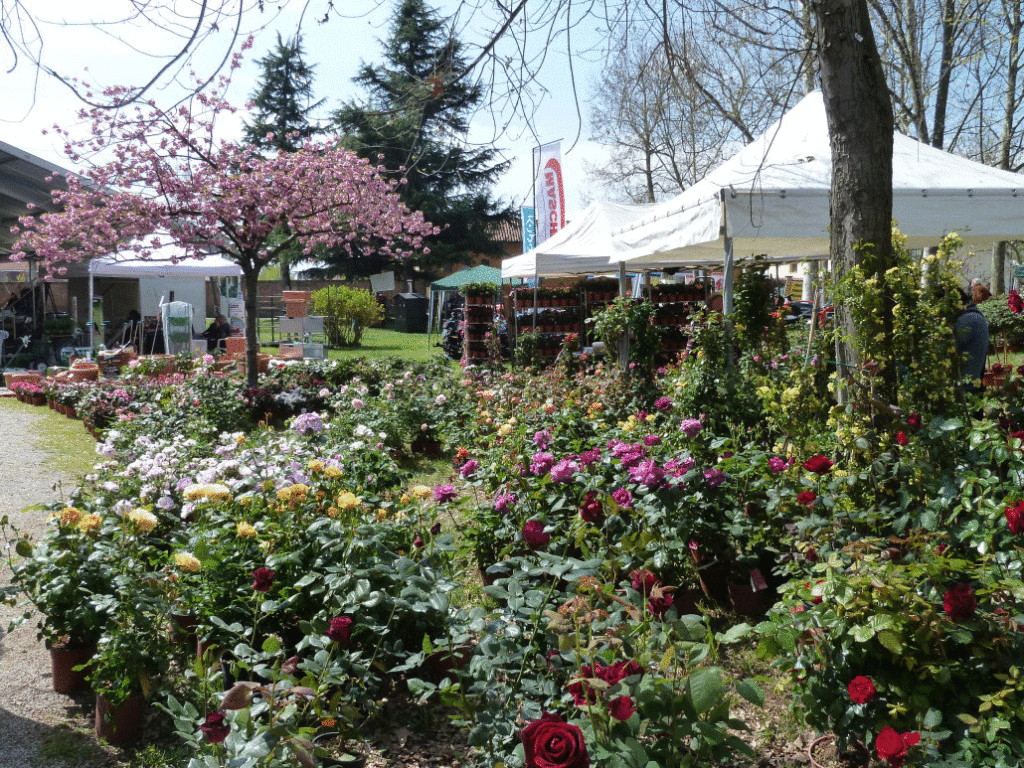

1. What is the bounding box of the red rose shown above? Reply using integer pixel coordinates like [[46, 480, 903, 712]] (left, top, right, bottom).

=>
[[251, 567, 274, 592], [522, 712, 590, 768], [629, 568, 661, 597], [523, 520, 550, 549], [802, 454, 834, 474], [875, 726, 920, 768], [647, 594, 673, 618], [608, 695, 636, 721], [847, 675, 876, 704], [326, 615, 352, 644], [579, 492, 603, 523], [796, 490, 817, 508], [200, 711, 230, 743], [1010, 289, 1024, 314], [907, 412, 921, 430], [943, 583, 977, 621], [1006, 501, 1024, 534], [895, 431, 908, 446]]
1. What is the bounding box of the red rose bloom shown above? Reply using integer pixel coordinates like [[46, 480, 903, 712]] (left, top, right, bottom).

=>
[[796, 490, 817, 508], [802, 454, 834, 474], [895, 431, 908, 446], [522, 712, 590, 768], [1009, 289, 1023, 315], [251, 567, 274, 592], [875, 726, 920, 768], [200, 711, 230, 743], [1006, 501, 1024, 534], [608, 695, 636, 721], [326, 615, 352, 644], [629, 568, 661, 597], [907, 412, 921, 430], [943, 583, 977, 621], [847, 675, 876, 704], [647, 594, 673, 618], [579, 492, 603, 523], [523, 520, 550, 549]]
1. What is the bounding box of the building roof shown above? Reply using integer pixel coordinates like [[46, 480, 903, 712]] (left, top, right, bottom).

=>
[[0, 140, 78, 258]]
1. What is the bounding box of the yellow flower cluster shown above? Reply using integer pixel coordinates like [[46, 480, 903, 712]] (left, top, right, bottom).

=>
[[410, 485, 433, 499], [336, 491, 362, 510], [183, 483, 232, 502], [174, 551, 201, 572], [307, 459, 325, 474], [324, 465, 342, 479], [77, 514, 102, 533], [128, 508, 158, 533], [236, 521, 258, 538], [276, 484, 309, 504], [56, 506, 83, 527]]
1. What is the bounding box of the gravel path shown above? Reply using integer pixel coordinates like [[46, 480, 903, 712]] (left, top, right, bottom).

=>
[[0, 400, 102, 768]]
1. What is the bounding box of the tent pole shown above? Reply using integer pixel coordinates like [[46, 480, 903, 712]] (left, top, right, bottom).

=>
[[87, 261, 95, 357], [618, 261, 629, 367]]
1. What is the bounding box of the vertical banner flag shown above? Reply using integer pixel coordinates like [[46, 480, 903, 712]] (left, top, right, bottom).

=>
[[533, 141, 566, 245], [521, 207, 536, 252]]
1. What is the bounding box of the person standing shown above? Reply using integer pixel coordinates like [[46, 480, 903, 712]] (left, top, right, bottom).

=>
[[954, 287, 989, 393]]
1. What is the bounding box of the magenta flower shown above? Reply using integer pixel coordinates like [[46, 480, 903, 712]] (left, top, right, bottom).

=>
[[433, 483, 458, 504], [642, 434, 661, 446], [703, 467, 726, 487], [549, 458, 579, 484], [679, 418, 703, 437], [654, 396, 673, 411], [326, 615, 353, 644], [530, 451, 556, 476], [459, 459, 479, 478], [251, 567, 274, 592], [630, 568, 661, 597], [578, 447, 601, 466], [611, 487, 633, 508], [768, 456, 786, 474], [522, 520, 550, 549], [533, 428, 552, 449], [493, 492, 516, 513], [579, 491, 603, 523], [628, 459, 665, 488]]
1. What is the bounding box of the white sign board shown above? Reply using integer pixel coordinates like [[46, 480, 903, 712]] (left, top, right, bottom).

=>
[[370, 272, 396, 294]]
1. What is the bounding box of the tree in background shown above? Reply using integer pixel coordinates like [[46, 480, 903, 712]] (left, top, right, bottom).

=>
[[12, 53, 435, 386], [243, 33, 326, 288], [327, 0, 513, 283]]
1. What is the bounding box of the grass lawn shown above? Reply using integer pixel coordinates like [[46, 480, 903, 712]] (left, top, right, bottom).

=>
[[255, 322, 447, 364]]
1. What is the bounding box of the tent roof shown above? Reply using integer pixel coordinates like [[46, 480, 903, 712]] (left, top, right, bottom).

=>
[[67, 249, 243, 279], [0, 140, 79, 258], [502, 200, 655, 279], [613, 91, 1024, 267], [430, 264, 502, 290]]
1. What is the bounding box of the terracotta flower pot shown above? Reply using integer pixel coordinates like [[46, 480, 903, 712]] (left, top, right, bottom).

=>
[[49, 641, 96, 694], [95, 693, 147, 745]]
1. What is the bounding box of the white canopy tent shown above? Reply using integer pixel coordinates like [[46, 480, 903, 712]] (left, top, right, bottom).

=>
[[66, 249, 243, 350], [611, 91, 1024, 310], [502, 200, 656, 280]]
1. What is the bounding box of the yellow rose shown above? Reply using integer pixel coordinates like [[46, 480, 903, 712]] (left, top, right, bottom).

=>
[[307, 459, 325, 474], [183, 483, 232, 503], [174, 551, 201, 572], [411, 485, 433, 499], [57, 506, 83, 526], [324, 465, 342, 479], [236, 521, 258, 538], [276, 484, 309, 503], [76, 513, 102, 533], [128, 508, 158, 533], [336, 491, 362, 510]]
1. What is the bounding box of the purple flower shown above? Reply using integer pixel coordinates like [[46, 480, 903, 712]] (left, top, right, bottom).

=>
[[433, 483, 458, 504], [533, 428, 552, 449], [654, 396, 673, 411], [768, 456, 787, 474], [493, 492, 516, 513], [459, 459, 479, 478], [578, 447, 601, 466], [612, 442, 647, 469], [679, 418, 703, 438], [703, 467, 726, 487], [665, 456, 695, 477], [628, 459, 665, 488], [643, 434, 661, 446], [611, 487, 634, 508], [530, 451, 556, 476], [293, 412, 325, 435], [549, 459, 579, 484]]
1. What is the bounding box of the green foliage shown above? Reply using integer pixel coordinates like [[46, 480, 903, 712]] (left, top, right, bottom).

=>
[[977, 296, 1024, 348], [731, 259, 785, 354], [311, 285, 384, 347]]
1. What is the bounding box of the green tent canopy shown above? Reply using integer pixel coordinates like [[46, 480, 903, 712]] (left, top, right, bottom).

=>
[[429, 264, 503, 291]]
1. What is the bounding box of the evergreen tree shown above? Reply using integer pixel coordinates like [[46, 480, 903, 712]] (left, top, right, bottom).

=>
[[244, 33, 324, 152], [326, 0, 513, 281], [244, 34, 325, 286]]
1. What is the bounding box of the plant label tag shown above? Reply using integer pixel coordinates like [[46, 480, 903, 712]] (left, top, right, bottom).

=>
[[750, 569, 768, 592]]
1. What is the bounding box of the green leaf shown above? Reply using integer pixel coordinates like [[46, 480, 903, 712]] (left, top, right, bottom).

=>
[[924, 708, 943, 728], [688, 667, 725, 715], [735, 678, 765, 707], [261, 636, 281, 654], [877, 630, 903, 654], [14, 539, 32, 557], [851, 624, 876, 643], [855, 437, 871, 450]]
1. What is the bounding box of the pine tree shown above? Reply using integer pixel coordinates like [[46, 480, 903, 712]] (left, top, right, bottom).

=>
[[244, 34, 325, 286], [244, 33, 324, 152], [327, 0, 513, 280]]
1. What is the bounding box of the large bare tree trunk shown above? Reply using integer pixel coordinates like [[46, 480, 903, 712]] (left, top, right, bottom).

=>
[[813, 0, 895, 400], [243, 267, 261, 388]]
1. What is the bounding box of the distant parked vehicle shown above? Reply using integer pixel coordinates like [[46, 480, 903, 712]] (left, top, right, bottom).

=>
[[783, 299, 815, 324]]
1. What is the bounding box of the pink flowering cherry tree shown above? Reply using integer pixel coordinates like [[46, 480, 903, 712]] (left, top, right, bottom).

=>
[[12, 49, 436, 385]]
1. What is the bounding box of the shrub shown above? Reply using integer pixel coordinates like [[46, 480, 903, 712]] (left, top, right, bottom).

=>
[[311, 286, 383, 347]]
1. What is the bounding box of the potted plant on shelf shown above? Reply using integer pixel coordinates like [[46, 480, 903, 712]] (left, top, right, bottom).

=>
[[462, 281, 499, 306]]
